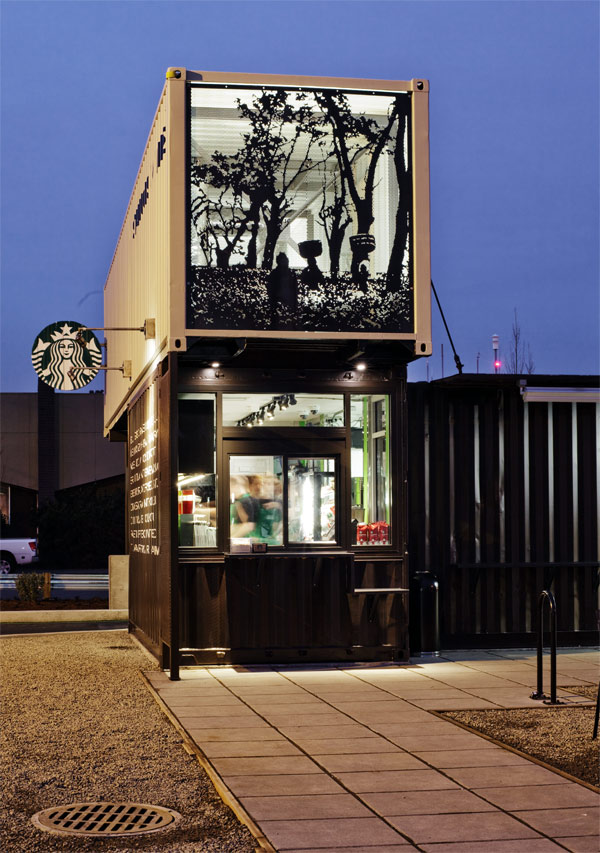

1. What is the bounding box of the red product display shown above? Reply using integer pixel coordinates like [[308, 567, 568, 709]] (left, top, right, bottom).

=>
[[368, 522, 380, 543], [377, 521, 389, 544], [356, 523, 369, 544], [357, 521, 389, 545]]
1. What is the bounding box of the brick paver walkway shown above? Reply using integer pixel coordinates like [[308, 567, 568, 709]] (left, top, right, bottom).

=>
[[145, 648, 599, 852]]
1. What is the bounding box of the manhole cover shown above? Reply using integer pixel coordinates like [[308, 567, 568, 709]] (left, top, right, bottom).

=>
[[32, 802, 182, 837]]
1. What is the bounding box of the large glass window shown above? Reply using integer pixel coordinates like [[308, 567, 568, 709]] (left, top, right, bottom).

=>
[[177, 393, 217, 547], [351, 395, 391, 546], [223, 393, 344, 428], [188, 84, 414, 336]]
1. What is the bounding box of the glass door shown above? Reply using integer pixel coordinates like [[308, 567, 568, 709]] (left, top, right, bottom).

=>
[[287, 458, 337, 544], [229, 455, 284, 548]]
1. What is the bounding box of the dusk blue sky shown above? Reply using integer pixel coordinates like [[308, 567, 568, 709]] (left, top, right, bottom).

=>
[[1, 0, 598, 393]]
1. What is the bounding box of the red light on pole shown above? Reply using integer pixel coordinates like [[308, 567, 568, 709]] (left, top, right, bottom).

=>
[[492, 335, 500, 374]]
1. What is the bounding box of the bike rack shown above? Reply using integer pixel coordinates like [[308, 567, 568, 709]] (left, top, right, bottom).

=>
[[530, 589, 562, 705]]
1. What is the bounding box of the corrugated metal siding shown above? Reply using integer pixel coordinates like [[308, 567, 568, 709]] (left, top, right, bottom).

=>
[[408, 379, 599, 644]]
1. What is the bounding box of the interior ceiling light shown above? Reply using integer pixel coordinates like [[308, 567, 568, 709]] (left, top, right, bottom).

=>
[[239, 394, 298, 425]]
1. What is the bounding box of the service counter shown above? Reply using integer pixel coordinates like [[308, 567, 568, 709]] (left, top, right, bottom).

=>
[[178, 551, 408, 665]]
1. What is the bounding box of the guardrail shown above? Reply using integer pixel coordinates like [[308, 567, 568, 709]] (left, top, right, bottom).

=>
[[0, 574, 108, 592]]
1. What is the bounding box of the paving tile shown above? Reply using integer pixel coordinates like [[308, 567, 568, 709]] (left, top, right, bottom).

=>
[[199, 739, 302, 758], [291, 737, 403, 754], [172, 703, 257, 716], [443, 764, 568, 788], [515, 807, 600, 837], [224, 772, 345, 797], [389, 688, 475, 699], [161, 695, 246, 706], [423, 677, 515, 689], [305, 690, 391, 701], [405, 697, 499, 710], [186, 726, 282, 741], [177, 714, 264, 728], [413, 748, 530, 768], [243, 695, 330, 707], [419, 840, 563, 852], [157, 687, 231, 697], [260, 712, 352, 727], [360, 788, 496, 815], [554, 836, 600, 852], [335, 769, 460, 793], [387, 811, 541, 843], [239, 792, 373, 820], [480, 672, 540, 687], [349, 710, 441, 724], [284, 674, 358, 685], [383, 720, 463, 736], [281, 847, 412, 853], [388, 733, 499, 751], [226, 686, 307, 695], [256, 817, 406, 849], [333, 701, 416, 713], [314, 752, 428, 773], [455, 661, 540, 671], [278, 723, 372, 740], [472, 783, 600, 811], [212, 755, 321, 776]]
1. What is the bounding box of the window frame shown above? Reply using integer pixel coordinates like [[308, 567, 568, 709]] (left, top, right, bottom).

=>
[[176, 388, 398, 556]]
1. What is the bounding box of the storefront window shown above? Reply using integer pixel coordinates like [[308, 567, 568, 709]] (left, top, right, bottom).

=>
[[288, 458, 337, 543], [177, 393, 217, 547], [188, 85, 414, 337], [230, 456, 283, 548], [223, 393, 344, 428], [350, 395, 391, 546]]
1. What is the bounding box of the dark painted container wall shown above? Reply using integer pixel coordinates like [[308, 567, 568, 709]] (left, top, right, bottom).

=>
[[407, 375, 599, 647], [130, 357, 411, 666], [178, 556, 408, 664]]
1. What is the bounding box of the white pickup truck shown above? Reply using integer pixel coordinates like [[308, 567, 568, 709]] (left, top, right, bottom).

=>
[[0, 538, 38, 573]]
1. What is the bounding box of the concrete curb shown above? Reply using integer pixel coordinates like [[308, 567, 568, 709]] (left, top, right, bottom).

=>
[[0, 609, 128, 624]]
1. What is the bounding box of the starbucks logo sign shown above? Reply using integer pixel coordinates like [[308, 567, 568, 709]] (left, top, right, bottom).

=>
[[31, 321, 102, 390]]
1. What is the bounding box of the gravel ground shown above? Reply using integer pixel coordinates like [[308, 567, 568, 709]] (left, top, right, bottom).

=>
[[0, 631, 256, 852], [445, 685, 599, 788]]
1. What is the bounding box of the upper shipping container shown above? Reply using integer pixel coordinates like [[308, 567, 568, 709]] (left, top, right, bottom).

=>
[[104, 68, 432, 432]]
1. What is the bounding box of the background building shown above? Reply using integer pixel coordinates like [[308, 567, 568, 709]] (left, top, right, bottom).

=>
[[0, 385, 124, 536]]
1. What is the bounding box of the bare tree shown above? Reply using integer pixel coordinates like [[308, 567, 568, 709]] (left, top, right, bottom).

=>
[[315, 91, 400, 278], [236, 90, 325, 270], [387, 95, 412, 285], [504, 309, 535, 374], [317, 169, 351, 278]]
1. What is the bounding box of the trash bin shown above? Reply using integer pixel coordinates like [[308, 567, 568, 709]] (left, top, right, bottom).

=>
[[409, 570, 440, 655]]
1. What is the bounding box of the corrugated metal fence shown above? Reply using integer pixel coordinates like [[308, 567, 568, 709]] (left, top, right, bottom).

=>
[[407, 376, 599, 645]]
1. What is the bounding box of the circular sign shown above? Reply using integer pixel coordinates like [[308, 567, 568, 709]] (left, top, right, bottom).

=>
[[31, 321, 102, 390]]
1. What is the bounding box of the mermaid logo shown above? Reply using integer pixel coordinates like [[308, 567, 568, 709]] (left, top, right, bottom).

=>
[[31, 321, 102, 390]]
